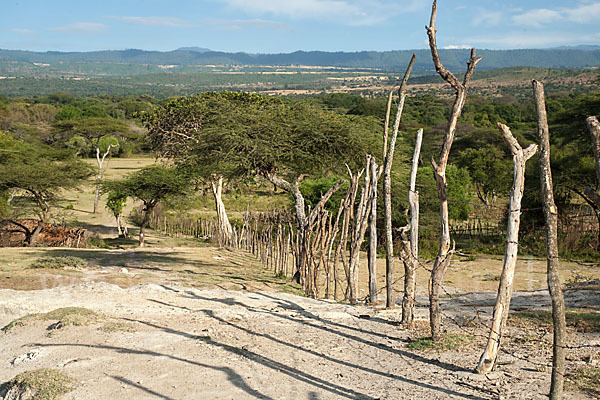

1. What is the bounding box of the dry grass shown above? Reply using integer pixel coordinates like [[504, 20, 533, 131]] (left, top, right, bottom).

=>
[[0, 369, 75, 400]]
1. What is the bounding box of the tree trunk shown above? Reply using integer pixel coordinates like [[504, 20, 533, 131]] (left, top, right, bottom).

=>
[[476, 123, 537, 374], [29, 193, 50, 246], [426, 0, 481, 341], [368, 158, 378, 303], [28, 220, 44, 245], [383, 54, 416, 308], [93, 144, 117, 214], [401, 128, 423, 326], [115, 213, 124, 237], [139, 206, 152, 248], [587, 116, 600, 190], [533, 80, 566, 400], [210, 177, 234, 246], [265, 171, 344, 288]]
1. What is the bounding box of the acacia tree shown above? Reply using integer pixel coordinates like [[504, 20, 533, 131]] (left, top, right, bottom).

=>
[[53, 117, 129, 213], [0, 136, 94, 244], [426, 0, 481, 341], [143, 93, 257, 245], [146, 92, 376, 277], [105, 190, 128, 238], [103, 165, 189, 247]]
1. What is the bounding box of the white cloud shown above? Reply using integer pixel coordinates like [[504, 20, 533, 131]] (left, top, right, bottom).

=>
[[111, 16, 189, 27], [565, 2, 600, 23], [220, 0, 423, 26], [47, 22, 106, 33], [443, 44, 472, 49], [207, 18, 289, 30], [511, 2, 600, 27], [511, 9, 562, 27], [473, 11, 502, 27], [9, 28, 35, 35]]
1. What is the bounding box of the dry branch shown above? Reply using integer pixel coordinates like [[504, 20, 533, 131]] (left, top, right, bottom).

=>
[[383, 53, 416, 307], [476, 123, 537, 374], [426, 0, 481, 341], [533, 80, 566, 400]]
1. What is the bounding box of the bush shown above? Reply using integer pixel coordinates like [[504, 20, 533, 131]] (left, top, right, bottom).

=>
[[30, 256, 88, 269]]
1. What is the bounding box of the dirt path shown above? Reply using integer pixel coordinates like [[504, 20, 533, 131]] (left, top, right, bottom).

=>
[[1, 281, 598, 400]]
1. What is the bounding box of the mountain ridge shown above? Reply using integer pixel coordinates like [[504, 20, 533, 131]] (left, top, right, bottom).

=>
[[1, 47, 600, 74]]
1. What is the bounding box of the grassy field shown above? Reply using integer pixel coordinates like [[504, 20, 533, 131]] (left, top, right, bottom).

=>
[[2, 156, 598, 301]]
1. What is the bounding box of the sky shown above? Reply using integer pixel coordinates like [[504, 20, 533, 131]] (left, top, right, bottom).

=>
[[2, 0, 600, 53]]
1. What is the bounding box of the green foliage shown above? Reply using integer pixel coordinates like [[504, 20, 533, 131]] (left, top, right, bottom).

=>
[[0, 137, 94, 220], [417, 164, 473, 222], [52, 117, 129, 146], [105, 190, 127, 216], [55, 104, 83, 120], [456, 145, 512, 204], [30, 256, 88, 269], [300, 176, 348, 212], [145, 91, 379, 184], [103, 164, 190, 212]]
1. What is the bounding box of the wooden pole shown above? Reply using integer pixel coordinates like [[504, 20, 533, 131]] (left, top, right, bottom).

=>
[[401, 128, 423, 326], [533, 80, 566, 400], [383, 53, 416, 308], [476, 123, 537, 374]]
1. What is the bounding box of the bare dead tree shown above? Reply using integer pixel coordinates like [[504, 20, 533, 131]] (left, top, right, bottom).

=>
[[93, 143, 118, 214], [368, 158, 379, 303], [264, 172, 344, 285], [401, 128, 423, 326], [533, 80, 566, 400], [210, 176, 234, 246], [426, 0, 482, 341], [587, 116, 600, 189], [382, 54, 416, 308], [348, 156, 376, 304], [476, 123, 537, 374]]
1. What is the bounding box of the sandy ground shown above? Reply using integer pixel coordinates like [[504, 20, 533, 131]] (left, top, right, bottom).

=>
[[1, 280, 599, 400]]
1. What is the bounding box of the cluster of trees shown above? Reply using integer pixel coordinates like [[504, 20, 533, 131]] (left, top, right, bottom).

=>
[[1, 1, 597, 397]]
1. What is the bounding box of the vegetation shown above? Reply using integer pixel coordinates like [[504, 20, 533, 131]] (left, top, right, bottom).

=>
[[30, 256, 88, 269], [0, 369, 75, 400], [2, 307, 100, 332]]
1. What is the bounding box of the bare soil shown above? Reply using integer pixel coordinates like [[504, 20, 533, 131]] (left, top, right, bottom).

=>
[[1, 245, 599, 400]]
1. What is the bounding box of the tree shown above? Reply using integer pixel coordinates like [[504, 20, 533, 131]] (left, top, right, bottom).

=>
[[105, 190, 128, 238], [0, 134, 94, 244], [103, 165, 189, 247], [144, 92, 377, 273], [426, 0, 481, 341], [456, 145, 512, 205], [53, 117, 129, 213], [533, 80, 566, 400], [382, 54, 416, 308], [476, 123, 537, 374], [143, 92, 254, 245]]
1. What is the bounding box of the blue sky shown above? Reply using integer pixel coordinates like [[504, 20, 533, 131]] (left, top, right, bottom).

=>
[[2, 0, 600, 53]]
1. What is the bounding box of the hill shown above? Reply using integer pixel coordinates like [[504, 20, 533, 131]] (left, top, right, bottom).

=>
[[1, 47, 600, 74]]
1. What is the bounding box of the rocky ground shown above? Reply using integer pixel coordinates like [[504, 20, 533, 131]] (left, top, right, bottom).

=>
[[1, 278, 598, 399]]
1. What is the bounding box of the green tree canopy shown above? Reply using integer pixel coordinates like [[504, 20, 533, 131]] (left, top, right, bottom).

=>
[[0, 132, 94, 243], [103, 165, 190, 246]]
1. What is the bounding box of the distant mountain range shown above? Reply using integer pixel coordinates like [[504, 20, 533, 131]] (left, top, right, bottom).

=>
[[1, 47, 600, 74]]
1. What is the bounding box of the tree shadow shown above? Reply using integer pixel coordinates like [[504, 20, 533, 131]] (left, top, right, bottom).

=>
[[32, 342, 275, 400], [149, 298, 491, 399], [109, 375, 175, 400]]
